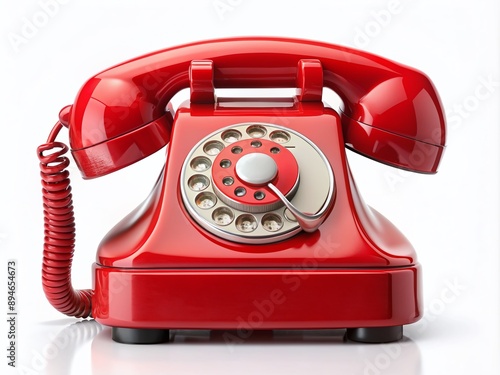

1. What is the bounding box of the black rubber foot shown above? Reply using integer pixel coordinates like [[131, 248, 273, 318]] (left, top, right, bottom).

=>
[[346, 326, 403, 343], [112, 327, 170, 344]]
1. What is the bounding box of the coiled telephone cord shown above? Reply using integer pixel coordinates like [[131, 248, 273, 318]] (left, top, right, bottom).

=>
[[37, 121, 92, 318]]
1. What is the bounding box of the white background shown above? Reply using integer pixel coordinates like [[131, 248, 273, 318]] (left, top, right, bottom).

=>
[[1, 0, 499, 374]]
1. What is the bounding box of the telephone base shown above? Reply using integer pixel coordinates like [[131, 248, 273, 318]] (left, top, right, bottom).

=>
[[92, 263, 421, 344]]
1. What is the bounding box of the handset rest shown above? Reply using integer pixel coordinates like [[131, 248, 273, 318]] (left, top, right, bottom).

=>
[[67, 37, 445, 178]]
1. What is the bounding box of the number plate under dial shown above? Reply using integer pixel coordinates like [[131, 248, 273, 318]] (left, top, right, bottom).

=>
[[180, 123, 334, 244]]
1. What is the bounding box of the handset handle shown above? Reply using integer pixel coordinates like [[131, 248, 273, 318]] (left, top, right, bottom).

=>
[[68, 37, 446, 178]]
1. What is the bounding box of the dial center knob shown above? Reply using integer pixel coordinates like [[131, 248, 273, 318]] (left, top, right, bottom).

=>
[[235, 153, 278, 185]]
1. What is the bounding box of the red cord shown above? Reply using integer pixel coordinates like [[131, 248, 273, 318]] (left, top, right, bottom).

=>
[[37, 122, 93, 318]]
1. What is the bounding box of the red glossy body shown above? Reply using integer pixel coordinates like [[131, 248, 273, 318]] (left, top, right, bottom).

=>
[[38, 37, 447, 336], [93, 267, 420, 330], [92, 100, 421, 329]]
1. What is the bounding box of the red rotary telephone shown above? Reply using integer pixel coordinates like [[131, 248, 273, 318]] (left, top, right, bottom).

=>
[[38, 37, 446, 344]]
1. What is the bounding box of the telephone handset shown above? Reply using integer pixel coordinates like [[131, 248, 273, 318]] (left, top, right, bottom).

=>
[[38, 37, 445, 344]]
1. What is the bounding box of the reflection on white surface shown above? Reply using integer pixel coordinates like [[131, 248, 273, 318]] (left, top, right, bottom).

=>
[[39, 320, 421, 375], [41, 320, 103, 375]]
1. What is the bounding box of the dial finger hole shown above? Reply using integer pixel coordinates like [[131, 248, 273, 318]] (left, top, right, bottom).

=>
[[235, 214, 258, 233], [212, 207, 234, 226], [190, 156, 212, 172], [195, 192, 217, 209], [203, 141, 224, 156], [188, 175, 210, 191], [221, 129, 242, 143], [262, 213, 283, 232], [270, 130, 291, 144], [246, 125, 267, 138]]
